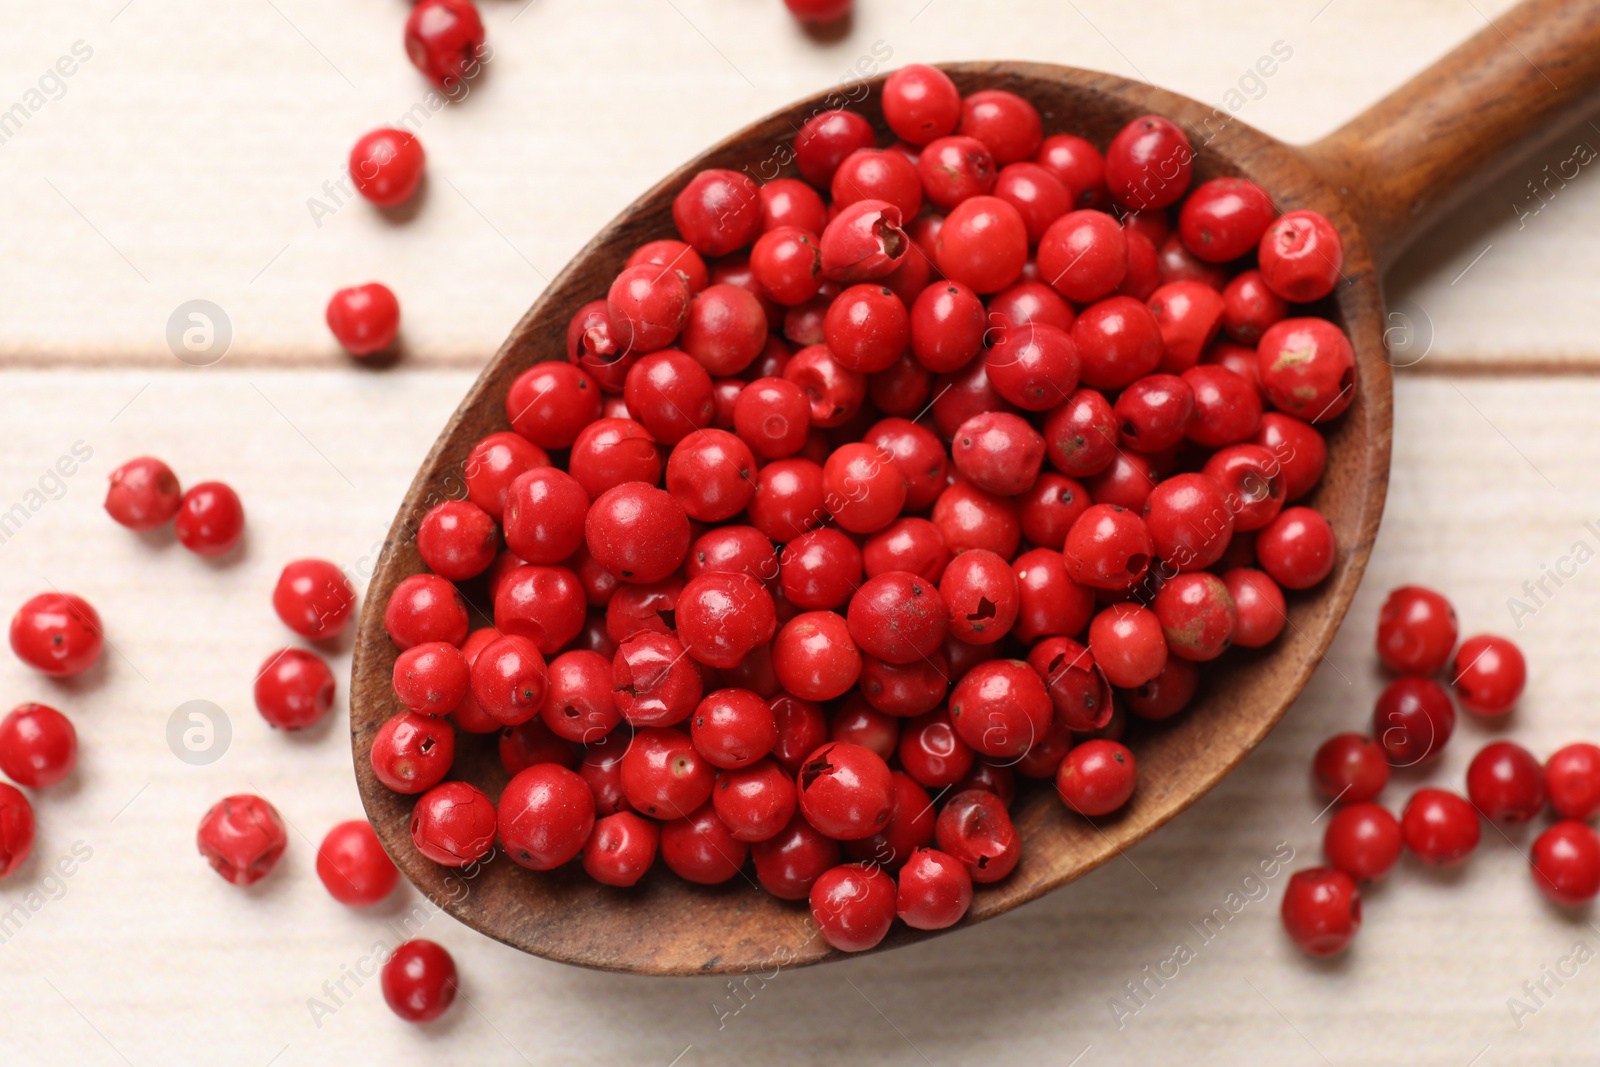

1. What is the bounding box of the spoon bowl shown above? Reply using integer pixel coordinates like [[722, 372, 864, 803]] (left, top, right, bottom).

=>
[[351, 0, 1600, 975]]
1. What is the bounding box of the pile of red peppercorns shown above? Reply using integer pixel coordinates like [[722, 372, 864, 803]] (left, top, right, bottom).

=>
[[363, 62, 1357, 955], [1282, 585, 1599, 958]]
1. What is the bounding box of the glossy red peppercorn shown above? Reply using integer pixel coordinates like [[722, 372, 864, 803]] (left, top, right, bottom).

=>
[[317, 820, 399, 906], [1143, 472, 1235, 572], [499, 763, 595, 870], [1373, 676, 1454, 767], [1312, 733, 1389, 805], [1375, 585, 1457, 675], [174, 481, 245, 556], [9, 592, 103, 677], [349, 128, 425, 208], [916, 135, 997, 211], [1071, 296, 1163, 391], [713, 758, 797, 844], [938, 549, 1019, 646], [760, 179, 827, 235], [909, 281, 985, 373], [0, 783, 33, 878], [883, 64, 961, 145], [822, 441, 908, 534], [416, 499, 498, 581], [371, 711, 456, 794], [1324, 802, 1402, 882], [1258, 318, 1356, 423], [751, 813, 837, 899], [1037, 210, 1127, 303], [1466, 740, 1546, 823], [1258, 209, 1344, 303], [508, 362, 602, 450], [404, 0, 484, 90], [983, 321, 1080, 412], [1202, 443, 1287, 532], [272, 559, 357, 640], [0, 703, 77, 788], [464, 431, 549, 520], [846, 570, 948, 666], [1401, 787, 1480, 867], [1104, 115, 1193, 210], [1220, 269, 1287, 345], [1125, 658, 1198, 721], [104, 456, 181, 531], [585, 482, 690, 585], [674, 169, 761, 257], [1088, 603, 1167, 689], [540, 649, 620, 743], [495, 564, 585, 653], [1546, 743, 1600, 820], [689, 688, 777, 770], [1182, 364, 1262, 448], [254, 647, 336, 730], [1036, 133, 1107, 208], [391, 641, 468, 717], [750, 226, 823, 306], [958, 89, 1042, 166], [660, 802, 748, 885], [1043, 388, 1119, 478], [1177, 177, 1275, 263], [797, 741, 894, 841], [681, 284, 768, 375], [568, 418, 661, 501], [1056, 739, 1137, 816], [834, 148, 923, 221], [1255, 505, 1335, 590], [935, 788, 1020, 882], [1153, 572, 1237, 662], [1063, 504, 1153, 591], [582, 811, 659, 887], [795, 108, 876, 187], [385, 573, 469, 650], [382, 939, 458, 1023], [1149, 281, 1224, 373], [811, 861, 897, 952], [948, 658, 1052, 759], [410, 781, 496, 867], [824, 284, 910, 374], [1532, 821, 1600, 906], [1222, 567, 1287, 648], [1280, 867, 1361, 957], [895, 847, 973, 930], [197, 794, 288, 886], [1452, 634, 1526, 716], [620, 727, 716, 820], [733, 377, 811, 460], [936, 195, 1028, 294], [611, 631, 700, 728]]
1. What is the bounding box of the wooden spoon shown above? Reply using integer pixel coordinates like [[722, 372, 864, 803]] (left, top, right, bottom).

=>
[[351, 0, 1600, 975]]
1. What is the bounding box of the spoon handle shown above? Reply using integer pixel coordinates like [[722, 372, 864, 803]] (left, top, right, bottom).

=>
[[1300, 0, 1600, 272]]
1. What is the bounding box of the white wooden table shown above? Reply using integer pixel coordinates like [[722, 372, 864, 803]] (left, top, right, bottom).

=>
[[5, 1, 1600, 1064]]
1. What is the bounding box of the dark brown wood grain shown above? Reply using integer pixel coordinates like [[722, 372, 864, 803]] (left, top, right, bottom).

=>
[[349, 4, 1600, 976], [1301, 0, 1600, 272]]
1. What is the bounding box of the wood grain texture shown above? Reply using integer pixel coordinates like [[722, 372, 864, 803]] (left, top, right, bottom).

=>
[[348, 60, 1394, 976], [1301, 0, 1600, 272]]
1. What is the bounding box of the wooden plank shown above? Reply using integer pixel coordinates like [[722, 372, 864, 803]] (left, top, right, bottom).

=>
[[0, 368, 1597, 1063], [15, 0, 1595, 373]]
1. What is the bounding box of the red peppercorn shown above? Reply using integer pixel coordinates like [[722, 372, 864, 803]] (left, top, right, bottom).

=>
[[370, 711, 456, 794], [661, 802, 748, 885], [1056, 739, 1137, 816], [1149, 281, 1225, 373], [883, 64, 961, 146], [1255, 505, 1335, 590], [896, 847, 973, 930], [1038, 210, 1128, 304], [1531, 821, 1600, 906], [1323, 802, 1402, 882], [495, 564, 585, 653], [582, 811, 660, 887], [936, 195, 1028, 294], [1202, 443, 1287, 532], [958, 89, 1043, 166], [9, 592, 103, 677], [508, 362, 602, 450], [1153, 572, 1237, 662], [1400, 787, 1480, 867], [620, 727, 716, 820], [416, 499, 499, 581], [1375, 585, 1457, 675], [0, 703, 77, 788], [1258, 209, 1344, 303], [1182, 364, 1262, 448], [1063, 504, 1153, 591], [1372, 676, 1455, 766], [404, 0, 485, 90], [1071, 296, 1163, 390], [1144, 472, 1235, 572], [1125, 658, 1198, 722], [317, 820, 399, 906], [1546, 743, 1600, 820], [104, 456, 181, 531], [349, 128, 426, 208], [1220, 269, 1287, 346], [1466, 740, 1546, 823], [938, 548, 1019, 646], [760, 179, 827, 235], [796, 740, 894, 841], [382, 939, 458, 1023], [1258, 318, 1356, 423], [627, 239, 710, 294], [948, 658, 1052, 760], [713, 758, 797, 843], [822, 441, 908, 534], [464, 431, 549, 520], [392, 641, 470, 717], [1037, 133, 1108, 208], [795, 109, 877, 188], [1043, 388, 1119, 478], [1452, 634, 1526, 716], [197, 794, 288, 886], [681, 284, 768, 375], [834, 148, 923, 221], [674, 169, 762, 257], [1088, 603, 1167, 689], [783, 346, 866, 430], [254, 648, 336, 730], [846, 570, 948, 665], [752, 813, 839, 899], [983, 321, 1080, 411], [1280, 867, 1361, 956], [1177, 177, 1275, 263], [385, 573, 469, 650], [410, 781, 497, 867], [499, 763, 595, 870], [174, 481, 245, 557], [1104, 115, 1193, 210], [272, 559, 357, 640], [1312, 733, 1389, 805], [935, 788, 1021, 882], [1222, 567, 1287, 648], [811, 861, 897, 952], [916, 135, 997, 211], [689, 688, 777, 770], [0, 783, 33, 878]]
